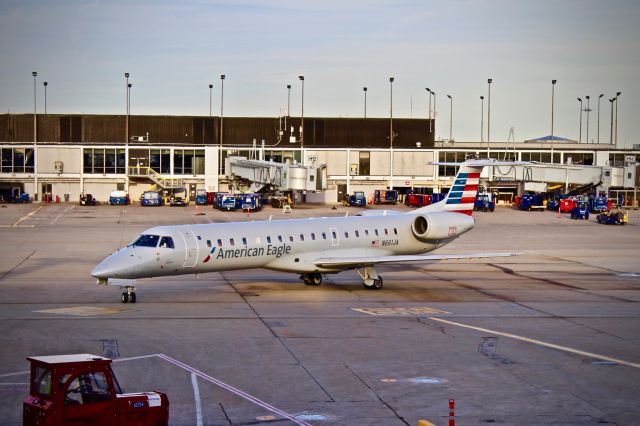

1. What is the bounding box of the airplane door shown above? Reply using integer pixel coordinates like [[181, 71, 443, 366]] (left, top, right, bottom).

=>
[[329, 227, 339, 247], [181, 228, 199, 267]]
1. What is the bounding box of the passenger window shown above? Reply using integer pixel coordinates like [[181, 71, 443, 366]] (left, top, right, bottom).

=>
[[230, 238, 235, 246], [355, 230, 360, 238], [217, 239, 223, 247], [300, 234, 305, 241], [375, 229, 379, 236], [278, 235, 283, 243], [267, 236, 272, 244], [206, 240, 212, 248], [394, 228, 398, 235], [384, 228, 389, 235], [289, 235, 294, 242], [332, 231, 337, 239], [322, 232, 327, 240], [255, 237, 261, 245], [159, 236, 175, 249], [242, 237, 247, 246], [344, 231, 349, 238], [311, 233, 316, 240], [365, 229, 369, 236]]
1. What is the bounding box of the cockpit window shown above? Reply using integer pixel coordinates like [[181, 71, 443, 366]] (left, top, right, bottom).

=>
[[131, 234, 160, 247], [159, 236, 174, 249]]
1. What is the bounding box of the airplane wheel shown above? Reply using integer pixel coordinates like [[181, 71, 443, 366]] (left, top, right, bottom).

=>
[[373, 278, 383, 289], [129, 292, 136, 303], [121, 292, 129, 303], [310, 274, 322, 286]]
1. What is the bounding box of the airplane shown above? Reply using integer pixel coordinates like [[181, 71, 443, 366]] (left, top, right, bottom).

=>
[[92, 159, 522, 303]]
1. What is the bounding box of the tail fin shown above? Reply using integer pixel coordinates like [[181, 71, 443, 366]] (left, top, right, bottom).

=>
[[415, 159, 529, 216]]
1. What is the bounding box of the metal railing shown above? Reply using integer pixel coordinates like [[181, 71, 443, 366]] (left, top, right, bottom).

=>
[[127, 166, 184, 189]]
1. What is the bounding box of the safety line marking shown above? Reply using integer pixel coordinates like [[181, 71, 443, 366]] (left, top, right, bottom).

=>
[[191, 373, 203, 426], [429, 317, 640, 369], [50, 206, 72, 225], [12, 206, 42, 227]]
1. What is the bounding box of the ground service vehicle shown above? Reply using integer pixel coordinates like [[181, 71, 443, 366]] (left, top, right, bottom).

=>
[[236, 194, 263, 211], [518, 193, 545, 211], [346, 191, 367, 206], [109, 190, 128, 205], [559, 198, 576, 213], [216, 193, 237, 211], [23, 354, 169, 426], [196, 189, 208, 205], [589, 195, 609, 213], [169, 196, 187, 207], [596, 210, 628, 225], [80, 193, 96, 206], [373, 189, 398, 205], [141, 191, 163, 206], [570, 200, 590, 220], [474, 193, 495, 212], [405, 193, 431, 207]]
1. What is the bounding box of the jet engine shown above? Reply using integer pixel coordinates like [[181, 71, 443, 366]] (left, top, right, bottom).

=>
[[410, 212, 475, 242]]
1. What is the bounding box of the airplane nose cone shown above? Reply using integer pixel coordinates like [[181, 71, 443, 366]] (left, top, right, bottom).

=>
[[91, 249, 137, 279], [91, 259, 112, 278]]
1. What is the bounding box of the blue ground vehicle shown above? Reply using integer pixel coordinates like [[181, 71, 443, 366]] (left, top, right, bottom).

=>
[[196, 189, 208, 205], [519, 193, 545, 211], [346, 191, 367, 206], [474, 193, 495, 212], [141, 191, 163, 206], [588, 195, 608, 213], [373, 189, 398, 205], [109, 190, 127, 205], [216, 193, 237, 211], [596, 210, 628, 225], [236, 194, 263, 211], [570, 200, 589, 220]]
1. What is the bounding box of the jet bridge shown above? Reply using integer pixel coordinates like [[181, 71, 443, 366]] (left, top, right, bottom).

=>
[[225, 156, 327, 193], [485, 162, 631, 193]]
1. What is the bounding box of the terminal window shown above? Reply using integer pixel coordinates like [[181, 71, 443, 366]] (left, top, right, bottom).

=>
[[1, 148, 34, 173]]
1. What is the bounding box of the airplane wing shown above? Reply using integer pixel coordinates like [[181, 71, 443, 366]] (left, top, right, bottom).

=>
[[314, 252, 519, 268]]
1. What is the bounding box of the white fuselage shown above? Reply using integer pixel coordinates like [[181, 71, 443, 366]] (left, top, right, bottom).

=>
[[91, 211, 475, 280]]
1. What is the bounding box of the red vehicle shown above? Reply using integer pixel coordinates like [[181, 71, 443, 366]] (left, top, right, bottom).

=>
[[24, 354, 169, 426], [559, 198, 576, 213], [405, 194, 432, 207]]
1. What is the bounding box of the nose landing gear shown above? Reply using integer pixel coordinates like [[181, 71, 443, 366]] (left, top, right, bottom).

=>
[[120, 286, 137, 303]]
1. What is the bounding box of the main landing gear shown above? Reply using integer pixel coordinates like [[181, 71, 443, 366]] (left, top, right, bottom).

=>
[[301, 273, 323, 286], [357, 265, 383, 289], [121, 286, 137, 303]]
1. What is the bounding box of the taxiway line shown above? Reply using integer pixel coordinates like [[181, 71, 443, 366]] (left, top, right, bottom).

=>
[[429, 317, 640, 369]]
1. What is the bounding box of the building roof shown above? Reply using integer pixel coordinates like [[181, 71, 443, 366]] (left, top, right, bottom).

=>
[[525, 135, 577, 143]]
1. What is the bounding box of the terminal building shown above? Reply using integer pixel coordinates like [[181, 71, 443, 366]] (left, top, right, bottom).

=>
[[1, 113, 638, 205]]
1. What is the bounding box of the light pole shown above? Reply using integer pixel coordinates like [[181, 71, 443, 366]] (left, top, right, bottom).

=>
[[609, 98, 615, 146], [32, 71, 38, 201], [128, 83, 132, 114], [480, 95, 484, 143], [597, 93, 603, 144], [299, 76, 304, 148], [363, 87, 367, 118], [487, 78, 492, 157], [615, 91, 621, 146], [220, 74, 225, 146], [585, 95, 591, 143], [425, 88, 432, 134], [433, 91, 436, 139], [286, 84, 291, 117], [389, 76, 394, 189], [208, 84, 213, 116], [43, 82, 48, 114], [124, 73, 129, 144], [551, 80, 557, 161], [447, 95, 453, 142], [577, 97, 583, 143]]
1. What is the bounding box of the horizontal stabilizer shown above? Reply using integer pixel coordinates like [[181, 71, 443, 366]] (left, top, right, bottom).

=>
[[314, 252, 520, 268]]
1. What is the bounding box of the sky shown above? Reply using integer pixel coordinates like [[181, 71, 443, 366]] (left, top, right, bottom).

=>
[[1, 0, 639, 147]]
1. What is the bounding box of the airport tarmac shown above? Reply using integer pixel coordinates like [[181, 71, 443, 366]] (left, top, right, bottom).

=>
[[0, 202, 639, 425]]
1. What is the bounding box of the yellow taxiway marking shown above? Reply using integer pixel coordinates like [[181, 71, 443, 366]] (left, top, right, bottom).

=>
[[352, 307, 451, 316], [429, 317, 640, 369], [35, 307, 131, 316]]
